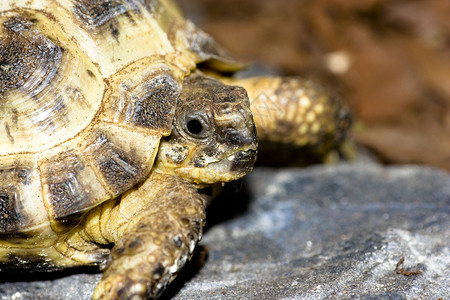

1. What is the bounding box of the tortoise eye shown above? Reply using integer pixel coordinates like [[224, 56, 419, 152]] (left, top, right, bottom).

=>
[[186, 119, 203, 135], [182, 112, 211, 139]]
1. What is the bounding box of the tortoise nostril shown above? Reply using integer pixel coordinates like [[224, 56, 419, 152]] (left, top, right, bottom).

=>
[[223, 128, 256, 147], [225, 129, 242, 146]]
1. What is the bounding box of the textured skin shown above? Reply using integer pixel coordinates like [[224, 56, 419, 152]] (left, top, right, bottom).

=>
[[225, 76, 352, 157], [85, 173, 206, 299], [0, 0, 350, 299]]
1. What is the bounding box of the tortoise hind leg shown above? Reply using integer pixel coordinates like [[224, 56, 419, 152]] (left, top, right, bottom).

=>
[[225, 76, 353, 163], [66, 173, 206, 299]]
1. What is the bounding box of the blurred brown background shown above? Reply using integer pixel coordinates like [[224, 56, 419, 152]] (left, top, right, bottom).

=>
[[178, 0, 450, 171]]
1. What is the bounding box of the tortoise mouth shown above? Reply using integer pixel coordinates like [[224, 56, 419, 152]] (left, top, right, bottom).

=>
[[228, 149, 257, 173], [208, 148, 257, 178]]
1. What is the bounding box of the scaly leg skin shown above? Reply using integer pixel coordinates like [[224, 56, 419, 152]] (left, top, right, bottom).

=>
[[225, 76, 353, 162], [64, 173, 206, 300]]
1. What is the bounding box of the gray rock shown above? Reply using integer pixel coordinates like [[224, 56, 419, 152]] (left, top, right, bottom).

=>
[[0, 162, 449, 299]]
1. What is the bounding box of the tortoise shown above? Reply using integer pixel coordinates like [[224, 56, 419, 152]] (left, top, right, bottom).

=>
[[0, 0, 350, 299]]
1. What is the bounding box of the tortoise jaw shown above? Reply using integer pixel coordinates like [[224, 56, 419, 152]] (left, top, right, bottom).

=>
[[228, 149, 257, 174], [207, 148, 257, 179]]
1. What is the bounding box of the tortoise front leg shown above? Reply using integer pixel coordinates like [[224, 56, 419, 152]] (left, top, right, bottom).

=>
[[75, 173, 206, 299], [225, 77, 352, 160]]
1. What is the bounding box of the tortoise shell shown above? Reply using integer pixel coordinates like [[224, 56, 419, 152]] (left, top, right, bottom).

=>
[[0, 0, 236, 234]]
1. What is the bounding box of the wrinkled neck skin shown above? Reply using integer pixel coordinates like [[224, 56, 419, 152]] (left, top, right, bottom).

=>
[[153, 73, 258, 187]]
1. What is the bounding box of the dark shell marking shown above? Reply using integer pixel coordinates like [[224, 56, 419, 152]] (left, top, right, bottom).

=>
[[0, 187, 24, 233], [128, 74, 179, 130], [0, 167, 31, 233], [73, 0, 142, 38], [0, 11, 102, 153], [40, 123, 160, 221], [0, 15, 62, 95], [41, 150, 104, 220], [101, 69, 180, 135], [83, 129, 147, 196]]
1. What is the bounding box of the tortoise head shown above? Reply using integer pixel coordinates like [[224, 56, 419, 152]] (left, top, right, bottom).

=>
[[155, 73, 257, 185]]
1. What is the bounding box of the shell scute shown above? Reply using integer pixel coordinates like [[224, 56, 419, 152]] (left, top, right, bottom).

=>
[[73, 0, 142, 29], [0, 14, 63, 100], [0, 10, 104, 155], [55, 0, 175, 77], [40, 149, 110, 221], [0, 186, 25, 233], [0, 158, 47, 234], [81, 124, 160, 197], [100, 60, 181, 135], [127, 73, 179, 130], [87, 131, 141, 195]]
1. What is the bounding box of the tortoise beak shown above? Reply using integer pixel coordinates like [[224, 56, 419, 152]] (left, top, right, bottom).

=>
[[230, 149, 257, 174], [207, 147, 257, 179]]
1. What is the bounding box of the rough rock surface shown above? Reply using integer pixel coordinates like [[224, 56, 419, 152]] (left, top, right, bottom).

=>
[[0, 162, 449, 299]]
